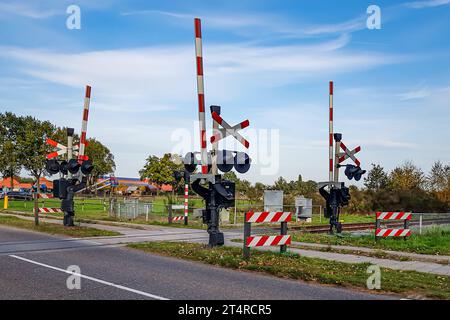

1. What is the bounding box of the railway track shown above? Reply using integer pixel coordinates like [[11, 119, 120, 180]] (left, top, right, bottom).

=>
[[293, 218, 450, 233]]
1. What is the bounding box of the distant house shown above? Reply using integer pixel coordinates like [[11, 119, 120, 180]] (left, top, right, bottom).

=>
[[0, 177, 32, 192], [0, 177, 53, 193], [97, 176, 173, 195]]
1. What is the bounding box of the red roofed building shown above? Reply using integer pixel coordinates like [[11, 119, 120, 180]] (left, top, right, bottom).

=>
[[0, 177, 32, 191]]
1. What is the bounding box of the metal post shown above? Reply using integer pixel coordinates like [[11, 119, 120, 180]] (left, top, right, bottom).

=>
[[243, 220, 251, 260], [334, 140, 341, 183], [118, 203, 121, 219], [210, 105, 221, 175], [375, 217, 380, 242], [146, 204, 149, 222], [419, 214, 423, 235], [404, 217, 409, 241], [280, 221, 288, 253], [168, 205, 173, 224]]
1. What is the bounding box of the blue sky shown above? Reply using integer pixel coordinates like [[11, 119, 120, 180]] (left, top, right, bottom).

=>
[[0, 0, 449, 184]]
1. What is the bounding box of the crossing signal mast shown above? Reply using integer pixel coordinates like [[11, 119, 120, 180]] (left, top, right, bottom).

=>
[[175, 18, 251, 247], [44, 86, 94, 226], [319, 82, 366, 234]]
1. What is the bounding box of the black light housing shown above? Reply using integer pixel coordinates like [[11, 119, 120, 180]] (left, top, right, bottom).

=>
[[217, 150, 234, 173], [80, 159, 94, 175], [184, 152, 197, 173], [68, 159, 80, 174], [45, 159, 60, 175], [59, 160, 69, 175], [234, 152, 251, 174], [344, 164, 366, 181]]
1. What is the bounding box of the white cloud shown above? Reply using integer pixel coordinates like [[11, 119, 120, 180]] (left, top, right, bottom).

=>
[[122, 9, 370, 38], [403, 0, 450, 9], [0, 38, 403, 111]]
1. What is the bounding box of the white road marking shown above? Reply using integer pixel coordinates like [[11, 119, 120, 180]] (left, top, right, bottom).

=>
[[9, 255, 169, 300]]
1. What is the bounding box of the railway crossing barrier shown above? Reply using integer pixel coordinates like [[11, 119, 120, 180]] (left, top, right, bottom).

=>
[[375, 211, 411, 241], [37, 208, 63, 214], [168, 204, 188, 225], [37, 194, 54, 199], [243, 211, 292, 259]]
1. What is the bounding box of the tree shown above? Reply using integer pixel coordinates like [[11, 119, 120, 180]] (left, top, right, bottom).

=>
[[272, 176, 290, 193], [426, 161, 450, 192], [17, 116, 55, 189], [139, 153, 183, 194], [364, 163, 389, 191], [85, 138, 116, 184], [389, 161, 425, 190], [0, 113, 23, 189]]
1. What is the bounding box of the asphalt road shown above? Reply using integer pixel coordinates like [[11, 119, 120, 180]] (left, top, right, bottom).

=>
[[0, 226, 396, 300]]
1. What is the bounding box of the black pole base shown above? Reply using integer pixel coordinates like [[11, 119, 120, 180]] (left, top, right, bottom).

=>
[[63, 214, 75, 227], [208, 232, 224, 247]]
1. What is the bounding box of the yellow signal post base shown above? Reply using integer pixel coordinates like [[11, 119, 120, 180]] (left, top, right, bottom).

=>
[[3, 196, 8, 209]]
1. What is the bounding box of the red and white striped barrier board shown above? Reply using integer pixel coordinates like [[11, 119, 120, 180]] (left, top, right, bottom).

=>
[[375, 211, 411, 240], [194, 18, 208, 174], [210, 111, 250, 148], [243, 211, 291, 258], [245, 211, 291, 223], [246, 235, 291, 247], [78, 85, 91, 161], [37, 194, 54, 199], [338, 142, 361, 166], [329, 81, 334, 182], [38, 208, 63, 213], [376, 229, 411, 237], [376, 212, 412, 220], [171, 216, 185, 222]]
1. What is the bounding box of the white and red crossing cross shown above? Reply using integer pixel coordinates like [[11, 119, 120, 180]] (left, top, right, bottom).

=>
[[210, 111, 250, 149], [46, 139, 79, 159], [45, 85, 91, 161], [338, 141, 361, 167]]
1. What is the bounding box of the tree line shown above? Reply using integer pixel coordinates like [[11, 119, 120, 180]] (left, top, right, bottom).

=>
[[140, 153, 450, 213], [0, 112, 116, 190]]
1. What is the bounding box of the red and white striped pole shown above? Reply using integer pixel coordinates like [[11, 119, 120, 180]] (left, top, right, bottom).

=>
[[78, 85, 91, 161], [194, 18, 208, 174], [184, 183, 189, 225], [329, 81, 334, 183]]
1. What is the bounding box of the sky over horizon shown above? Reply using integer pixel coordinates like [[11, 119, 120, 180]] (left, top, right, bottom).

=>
[[0, 0, 449, 185]]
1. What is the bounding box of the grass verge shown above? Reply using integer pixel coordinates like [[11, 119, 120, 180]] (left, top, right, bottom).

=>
[[0, 215, 121, 237], [291, 226, 450, 255], [128, 241, 450, 299]]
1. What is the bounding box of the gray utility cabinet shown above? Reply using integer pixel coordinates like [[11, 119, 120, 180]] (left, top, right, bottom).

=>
[[295, 196, 312, 220], [264, 190, 283, 212]]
